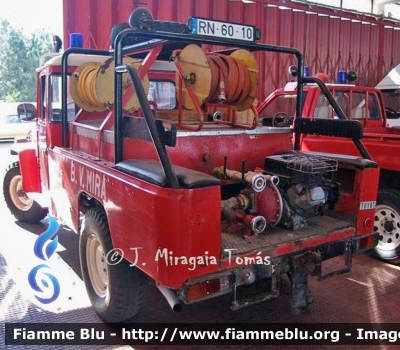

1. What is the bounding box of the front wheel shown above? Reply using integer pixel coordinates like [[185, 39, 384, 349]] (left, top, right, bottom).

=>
[[372, 190, 400, 263], [79, 207, 142, 322], [3, 162, 47, 223]]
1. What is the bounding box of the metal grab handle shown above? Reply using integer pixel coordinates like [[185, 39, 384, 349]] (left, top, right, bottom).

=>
[[115, 64, 179, 189]]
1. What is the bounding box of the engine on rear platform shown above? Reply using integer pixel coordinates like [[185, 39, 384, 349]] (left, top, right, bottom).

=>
[[264, 152, 339, 229], [215, 152, 339, 233]]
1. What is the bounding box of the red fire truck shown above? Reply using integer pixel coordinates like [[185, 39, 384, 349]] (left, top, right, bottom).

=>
[[258, 68, 400, 263], [3, 9, 379, 322]]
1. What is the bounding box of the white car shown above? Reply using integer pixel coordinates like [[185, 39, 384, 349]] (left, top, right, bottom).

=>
[[0, 114, 35, 142]]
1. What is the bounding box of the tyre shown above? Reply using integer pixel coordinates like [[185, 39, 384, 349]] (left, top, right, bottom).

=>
[[79, 207, 142, 322], [3, 162, 47, 223], [372, 190, 400, 263]]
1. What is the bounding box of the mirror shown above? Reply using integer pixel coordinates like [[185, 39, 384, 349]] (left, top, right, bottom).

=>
[[17, 103, 36, 121], [385, 107, 400, 119]]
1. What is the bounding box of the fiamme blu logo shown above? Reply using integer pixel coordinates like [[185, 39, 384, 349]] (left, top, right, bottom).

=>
[[28, 215, 60, 304]]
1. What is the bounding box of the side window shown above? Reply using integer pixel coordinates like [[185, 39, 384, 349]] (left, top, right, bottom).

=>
[[351, 92, 367, 119], [50, 75, 76, 122], [6, 115, 20, 123], [40, 75, 46, 120], [258, 94, 299, 119], [50, 75, 62, 122], [334, 91, 349, 117], [148, 81, 176, 109], [313, 94, 333, 119], [368, 92, 380, 119]]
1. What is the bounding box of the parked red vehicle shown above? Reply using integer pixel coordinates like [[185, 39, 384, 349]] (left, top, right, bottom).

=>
[[3, 10, 379, 322], [258, 69, 400, 262]]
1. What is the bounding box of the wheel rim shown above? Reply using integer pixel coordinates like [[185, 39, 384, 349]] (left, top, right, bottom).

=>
[[374, 204, 400, 251], [9, 174, 34, 211], [86, 234, 109, 298]]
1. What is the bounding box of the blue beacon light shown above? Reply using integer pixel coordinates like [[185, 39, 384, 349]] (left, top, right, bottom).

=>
[[337, 70, 347, 84], [70, 33, 83, 48]]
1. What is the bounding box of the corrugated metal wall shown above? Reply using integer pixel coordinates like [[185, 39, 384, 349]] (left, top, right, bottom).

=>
[[63, 0, 400, 98]]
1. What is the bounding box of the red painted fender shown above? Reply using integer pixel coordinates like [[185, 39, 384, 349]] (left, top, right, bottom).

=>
[[19, 148, 41, 193]]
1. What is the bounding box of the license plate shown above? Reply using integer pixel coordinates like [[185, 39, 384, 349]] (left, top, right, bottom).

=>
[[189, 17, 256, 42]]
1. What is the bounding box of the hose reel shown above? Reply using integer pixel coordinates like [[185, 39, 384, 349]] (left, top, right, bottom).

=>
[[175, 44, 259, 111], [70, 57, 149, 113]]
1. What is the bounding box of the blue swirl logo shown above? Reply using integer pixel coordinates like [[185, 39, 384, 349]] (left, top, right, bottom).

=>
[[28, 215, 60, 304]]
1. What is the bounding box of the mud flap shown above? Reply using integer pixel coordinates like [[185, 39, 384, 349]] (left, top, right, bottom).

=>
[[290, 252, 319, 315]]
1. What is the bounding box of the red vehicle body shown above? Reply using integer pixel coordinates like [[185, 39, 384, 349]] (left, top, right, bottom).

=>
[[3, 11, 379, 322], [258, 72, 400, 262]]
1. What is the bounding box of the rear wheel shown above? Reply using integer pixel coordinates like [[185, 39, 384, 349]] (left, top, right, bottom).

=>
[[372, 190, 400, 263], [3, 162, 47, 223], [80, 207, 142, 322]]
